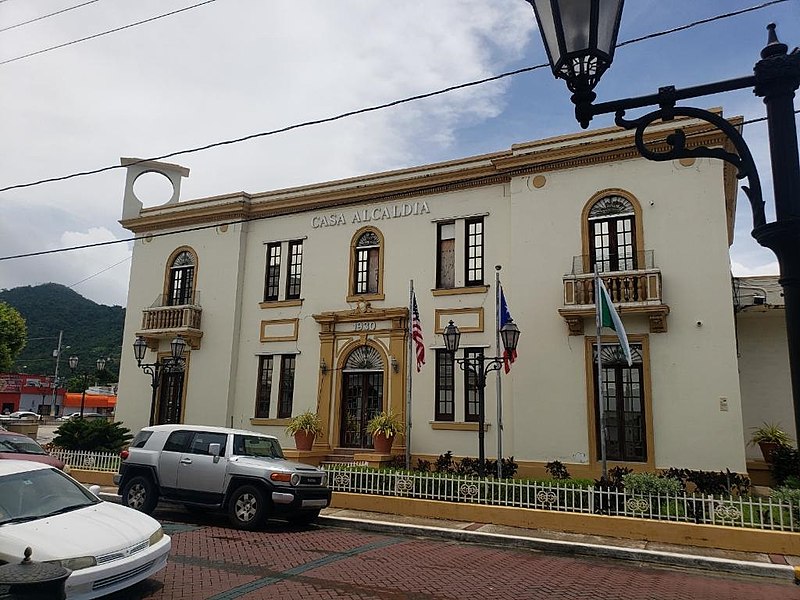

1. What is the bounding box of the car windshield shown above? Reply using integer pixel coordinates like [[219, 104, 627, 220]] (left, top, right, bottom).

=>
[[0, 468, 98, 525], [233, 435, 284, 459], [0, 434, 48, 456]]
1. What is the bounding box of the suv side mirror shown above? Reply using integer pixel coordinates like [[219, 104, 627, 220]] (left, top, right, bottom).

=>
[[208, 443, 222, 463]]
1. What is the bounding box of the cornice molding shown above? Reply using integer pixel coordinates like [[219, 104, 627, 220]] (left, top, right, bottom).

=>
[[120, 113, 741, 234]]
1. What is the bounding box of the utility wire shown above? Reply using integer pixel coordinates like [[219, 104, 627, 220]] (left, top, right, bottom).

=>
[[0, 0, 216, 65], [68, 255, 131, 288], [616, 0, 790, 48], [2, 110, 793, 263], [0, 0, 788, 195], [0, 0, 103, 34]]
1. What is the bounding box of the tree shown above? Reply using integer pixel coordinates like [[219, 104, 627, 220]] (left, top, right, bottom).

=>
[[0, 302, 26, 372]]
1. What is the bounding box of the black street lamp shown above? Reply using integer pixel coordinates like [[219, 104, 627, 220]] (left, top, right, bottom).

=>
[[443, 319, 521, 475], [133, 336, 186, 426], [525, 1, 800, 443], [68, 356, 107, 418]]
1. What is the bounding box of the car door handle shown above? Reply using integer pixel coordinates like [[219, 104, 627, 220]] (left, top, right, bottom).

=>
[[180, 458, 192, 465]]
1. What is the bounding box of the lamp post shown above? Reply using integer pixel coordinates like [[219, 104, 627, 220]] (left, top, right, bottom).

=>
[[442, 319, 521, 476], [68, 356, 107, 418], [524, 1, 800, 444], [133, 336, 186, 427]]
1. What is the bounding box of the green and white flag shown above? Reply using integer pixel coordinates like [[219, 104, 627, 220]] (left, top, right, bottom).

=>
[[597, 276, 632, 367]]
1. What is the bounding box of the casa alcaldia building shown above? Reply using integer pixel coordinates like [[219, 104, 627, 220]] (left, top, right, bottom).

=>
[[116, 113, 764, 478]]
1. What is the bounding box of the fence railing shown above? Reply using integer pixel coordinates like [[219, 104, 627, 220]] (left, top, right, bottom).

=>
[[51, 449, 121, 472], [324, 465, 798, 532]]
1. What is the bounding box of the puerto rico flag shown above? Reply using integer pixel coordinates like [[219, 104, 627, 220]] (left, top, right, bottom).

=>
[[500, 286, 516, 373]]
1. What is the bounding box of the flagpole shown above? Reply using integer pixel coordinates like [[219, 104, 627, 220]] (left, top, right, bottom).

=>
[[406, 280, 413, 471], [495, 266, 503, 479], [595, 265, 608, 480]]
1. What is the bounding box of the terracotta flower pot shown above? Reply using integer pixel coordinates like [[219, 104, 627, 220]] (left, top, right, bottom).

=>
[[294, 430, 316, 451], [372, 432, 394, 454], [758, 440, 781, 464]]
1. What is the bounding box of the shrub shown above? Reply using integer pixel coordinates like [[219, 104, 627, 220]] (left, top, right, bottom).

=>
[[430, 451, 517, 479], [435, 451, 456, 473], [660, 468, 750, 496], [622, 472, 682, 496], [53, 419, 132, 453], [594, 466, 632, 491], [770, 445, 800, 486], [545, 460, 570, 480], [772, 486, 800, 522], [416, 458, 432, 472]]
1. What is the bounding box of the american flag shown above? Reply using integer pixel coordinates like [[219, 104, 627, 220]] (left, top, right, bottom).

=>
[[411, 292, 425, 372]]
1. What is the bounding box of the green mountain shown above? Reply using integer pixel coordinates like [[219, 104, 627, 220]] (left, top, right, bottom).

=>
[[0, 284, 124, 380]]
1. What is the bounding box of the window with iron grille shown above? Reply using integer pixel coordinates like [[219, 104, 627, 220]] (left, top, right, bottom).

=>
[[255, 355, 274, 418], [463, 348, 483, 422], [286, 240, 303, 300], [593, 344, 646, 462], [465, 218, 484, 286], [277, 355, 296, 419], [353, 230, 380, 295], [589, 195, 636, 272], [264, 243, 281, 301], [435, 350, 455, 421], [168, 250, 195, 306], [437, 222, 455, 289]]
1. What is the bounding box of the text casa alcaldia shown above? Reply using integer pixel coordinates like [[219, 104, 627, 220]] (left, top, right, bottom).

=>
[[311, 201, 430, 229]]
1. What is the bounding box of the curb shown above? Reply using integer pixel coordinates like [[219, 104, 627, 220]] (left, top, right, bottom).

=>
[[316, 514, 797, 583]]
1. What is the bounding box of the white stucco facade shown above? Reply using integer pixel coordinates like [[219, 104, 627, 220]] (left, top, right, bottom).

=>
[[116, 116, 785, 478]]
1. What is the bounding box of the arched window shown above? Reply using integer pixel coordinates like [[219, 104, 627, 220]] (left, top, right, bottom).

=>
[[586, 193, 640, 273], [349, 228, 384, 299], [166, 249, 196, 306]]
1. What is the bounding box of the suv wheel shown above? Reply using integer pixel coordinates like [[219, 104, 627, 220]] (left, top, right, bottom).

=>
[[122, 475, 159, 514], [228, 485, 266, 530]]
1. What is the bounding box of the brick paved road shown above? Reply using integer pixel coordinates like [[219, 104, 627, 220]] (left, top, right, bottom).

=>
[[102, 509, 800, 600]]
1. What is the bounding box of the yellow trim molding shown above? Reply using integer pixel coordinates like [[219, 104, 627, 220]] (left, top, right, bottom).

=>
[[259, 318, 299, 342]]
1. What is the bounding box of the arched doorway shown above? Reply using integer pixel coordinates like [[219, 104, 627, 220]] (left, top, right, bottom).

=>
[[340, 345, 384, 448]]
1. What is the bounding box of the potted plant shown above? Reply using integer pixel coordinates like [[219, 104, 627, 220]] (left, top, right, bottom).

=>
[[285, 410, 323, 451], [749, 422, 793, 463], [366, 410, 404, 453]]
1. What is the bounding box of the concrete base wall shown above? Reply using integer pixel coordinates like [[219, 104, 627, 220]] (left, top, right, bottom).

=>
[[331, 492, 800, 556]]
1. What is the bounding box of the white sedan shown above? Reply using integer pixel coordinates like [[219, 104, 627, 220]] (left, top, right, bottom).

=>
[[5, 411, 42, 421], [0, 461, 170, 599]]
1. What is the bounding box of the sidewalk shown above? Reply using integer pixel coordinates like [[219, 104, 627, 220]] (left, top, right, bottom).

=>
[[95, 487, 800, 584]]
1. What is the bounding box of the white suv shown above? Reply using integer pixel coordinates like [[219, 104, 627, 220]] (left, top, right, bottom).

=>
[[114, 424, 330, 530]]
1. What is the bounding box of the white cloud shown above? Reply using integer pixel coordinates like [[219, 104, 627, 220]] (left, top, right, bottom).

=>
[[1, 0, 796, 306]]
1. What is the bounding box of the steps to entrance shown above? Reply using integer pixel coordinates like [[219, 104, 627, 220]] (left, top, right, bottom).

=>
[[322, 448, 367, 467]]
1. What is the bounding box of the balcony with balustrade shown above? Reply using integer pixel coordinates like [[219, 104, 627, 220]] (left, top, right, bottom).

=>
[[558, 252, 669, 335], [136, 292, 203, 349]]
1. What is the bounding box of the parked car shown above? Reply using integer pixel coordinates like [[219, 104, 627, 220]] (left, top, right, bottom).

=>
[[5, 411, 42, 421], [115, 424, 331, 529], [0, 460, 170, 599], [0, 431, 66, 470], [58, 412, 106, 421]]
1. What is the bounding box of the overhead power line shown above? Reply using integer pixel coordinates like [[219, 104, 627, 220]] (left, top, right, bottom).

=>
[[1, 110, 793, 263], [0, 0, 104, 34], [0, 0, 789, 196], [0, 0, 216, 65]]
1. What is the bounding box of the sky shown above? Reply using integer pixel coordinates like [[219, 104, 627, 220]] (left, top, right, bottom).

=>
[[0, 0, 798, 307]]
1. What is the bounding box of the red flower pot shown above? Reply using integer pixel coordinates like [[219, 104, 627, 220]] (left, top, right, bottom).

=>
[[372, 432, 394, 454], [294, 430, 316, 451]]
